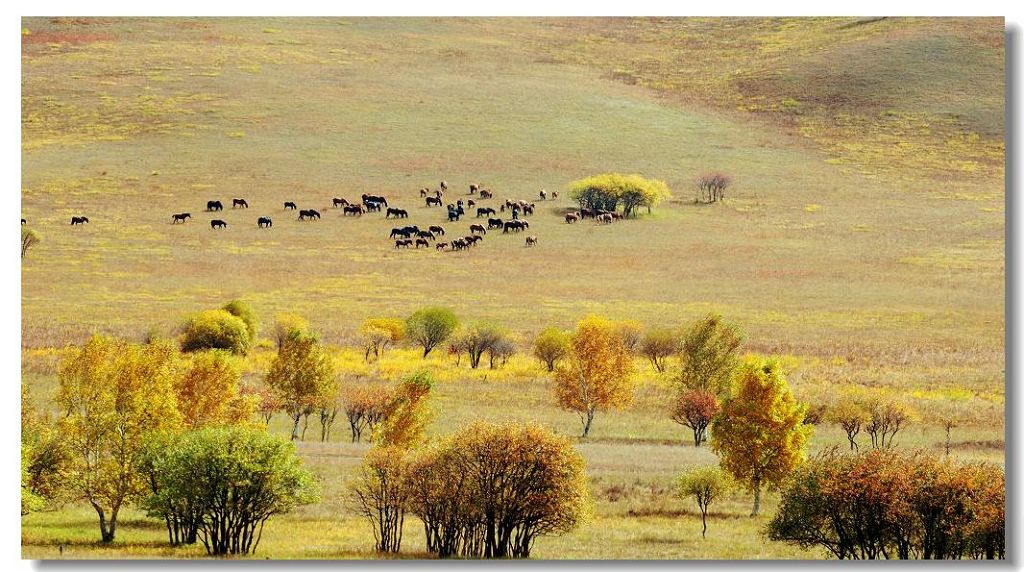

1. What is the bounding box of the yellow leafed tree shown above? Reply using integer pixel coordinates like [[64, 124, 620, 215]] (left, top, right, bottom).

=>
[[553, 316, 636, 437], [56, 336, 182, 542]]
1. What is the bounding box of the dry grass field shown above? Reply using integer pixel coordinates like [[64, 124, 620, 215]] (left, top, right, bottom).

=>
[[21, 17, 1004, 559]]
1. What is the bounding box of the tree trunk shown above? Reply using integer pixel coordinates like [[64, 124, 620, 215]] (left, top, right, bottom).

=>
[[701, 509, 708, 538], [290, 412, 301, 441], [581, 407, 595, 438], [751, 484, 762, 516]]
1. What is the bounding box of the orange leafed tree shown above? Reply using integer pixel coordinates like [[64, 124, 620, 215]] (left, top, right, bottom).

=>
[[553, 316, 636, 438]]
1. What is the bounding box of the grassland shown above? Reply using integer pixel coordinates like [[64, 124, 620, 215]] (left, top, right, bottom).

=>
[[21, 17, 1004, 559]]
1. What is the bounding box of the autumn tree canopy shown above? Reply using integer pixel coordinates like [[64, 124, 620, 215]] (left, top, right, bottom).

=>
[[710, 357, 811, 516], [567, 173, 672, 217], [553, 316, 636, 438], [56, 336, 182, 543]]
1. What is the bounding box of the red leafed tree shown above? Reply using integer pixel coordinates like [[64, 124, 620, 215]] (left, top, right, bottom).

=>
[[671, 389, 719, 447]]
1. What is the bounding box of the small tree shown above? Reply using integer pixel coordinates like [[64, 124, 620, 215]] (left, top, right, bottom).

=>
[[568, 173, 672, 217], [351, 446, 410, 553], [406, 307, 459, 358], [533, 327, 570, 372], [181, 309, 252, 355], [56, 336, 181, 542], [265, 332, 335, 441], [828, 399, 869, 450], [221, 299, 259, 343], [342, 383, 394, 443], [488, 337, 517, 368], [273, 313, 309, 350], [676, 466, 733, 538], [676, 313, 743, 397], [454, 322, 505, 369], [553, 315, 636, 438], [359, 317, 406, 361], [697, 172, 731, 203], [375, 371, 434, 448], [671, 389, 719, 446], [641, 327, 678, 372], [711, 357, 811, 516], [143, 427, 319, 556], [21, 228, 40, 259], [865, 399, 914, 448]]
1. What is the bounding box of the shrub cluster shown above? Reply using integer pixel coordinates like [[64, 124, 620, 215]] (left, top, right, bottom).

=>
[[767, 448, 1004, 560], [351, 421, 590, 558]]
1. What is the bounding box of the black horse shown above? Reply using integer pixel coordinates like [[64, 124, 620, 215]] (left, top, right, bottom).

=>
[[362, 194, 388, 207], [343, 205, 364, 216], [365, 201, 382, 213], [70, 216, 89, 225], [477, 207, 495, 217], [258, 217, 273, 228], [171, 213, 191, 224], [233, 198, 248, 209], [298, 209, 321, 220], [210, 219, 227, 229], [448, 209, 461, 222], [207, 200, 223, 211], [284, 201, 297, 210], [386, 208, 408, 219], [487, 217, 504, 229], [390, 228, 411, 239]]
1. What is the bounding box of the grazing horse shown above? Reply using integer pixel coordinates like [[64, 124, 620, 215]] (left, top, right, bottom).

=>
[[172, 213, 191, 224], [476, 207, 495, 217], [361, 194, 388, 208], [207, 200, 223, 211], [487, 217, 504, 229], [299, 209, 321, 220], [417, 230, 435, 240], [425, 196, 442, 207], [565, 212, 580, 224], [451, 239, 466, 251], [415, 238, 430, 248], [343, 205, 364, 216], [390, 228, 411, 239], [395, 239, 412, 248], [523, 204, 535, 216], [479, 189, 493, 199], [447, 209, 461, 222], [552, 191, 559, 199], [436, 242, 448, 251], [526, 235, 538, 246], [420, 188, 428, 198], [210, 219, 227, 229], [284, 201, 297, 210], [435, 189, 443, 200], [469, 183, 479, 195], [470, 224, 486, 235], [429, 225, 445, 236], [439, 180, 448, 192], [233, 198, 248, 209], [386, 208, 408, 219], [365, 201, 383, 212], [597, 213, 613, 224], [580, 208, 596, 219], [70, 216, 89, 225], [503, 220, 521, 233], [332, 197, 349, 208], [539, 189, 547, 200], [258, 217, 273, 228], [467, 199, 476, 208]]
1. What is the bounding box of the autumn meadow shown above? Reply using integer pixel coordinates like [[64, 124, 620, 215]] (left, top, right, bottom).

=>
[[20, 17, 1004, 559]]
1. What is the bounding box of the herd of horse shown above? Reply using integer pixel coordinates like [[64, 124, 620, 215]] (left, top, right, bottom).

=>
[[24, 182, 620, 253]]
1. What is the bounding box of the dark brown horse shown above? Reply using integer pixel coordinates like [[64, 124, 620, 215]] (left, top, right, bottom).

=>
[[425, 196, 442, 207], [258, 217, 272, 228], [284, 201, 297, 210], [232, 198, 248, 208], [70, 216, 89, 225], [210, 219, 227, 229], [171, 213, 191, 224]]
